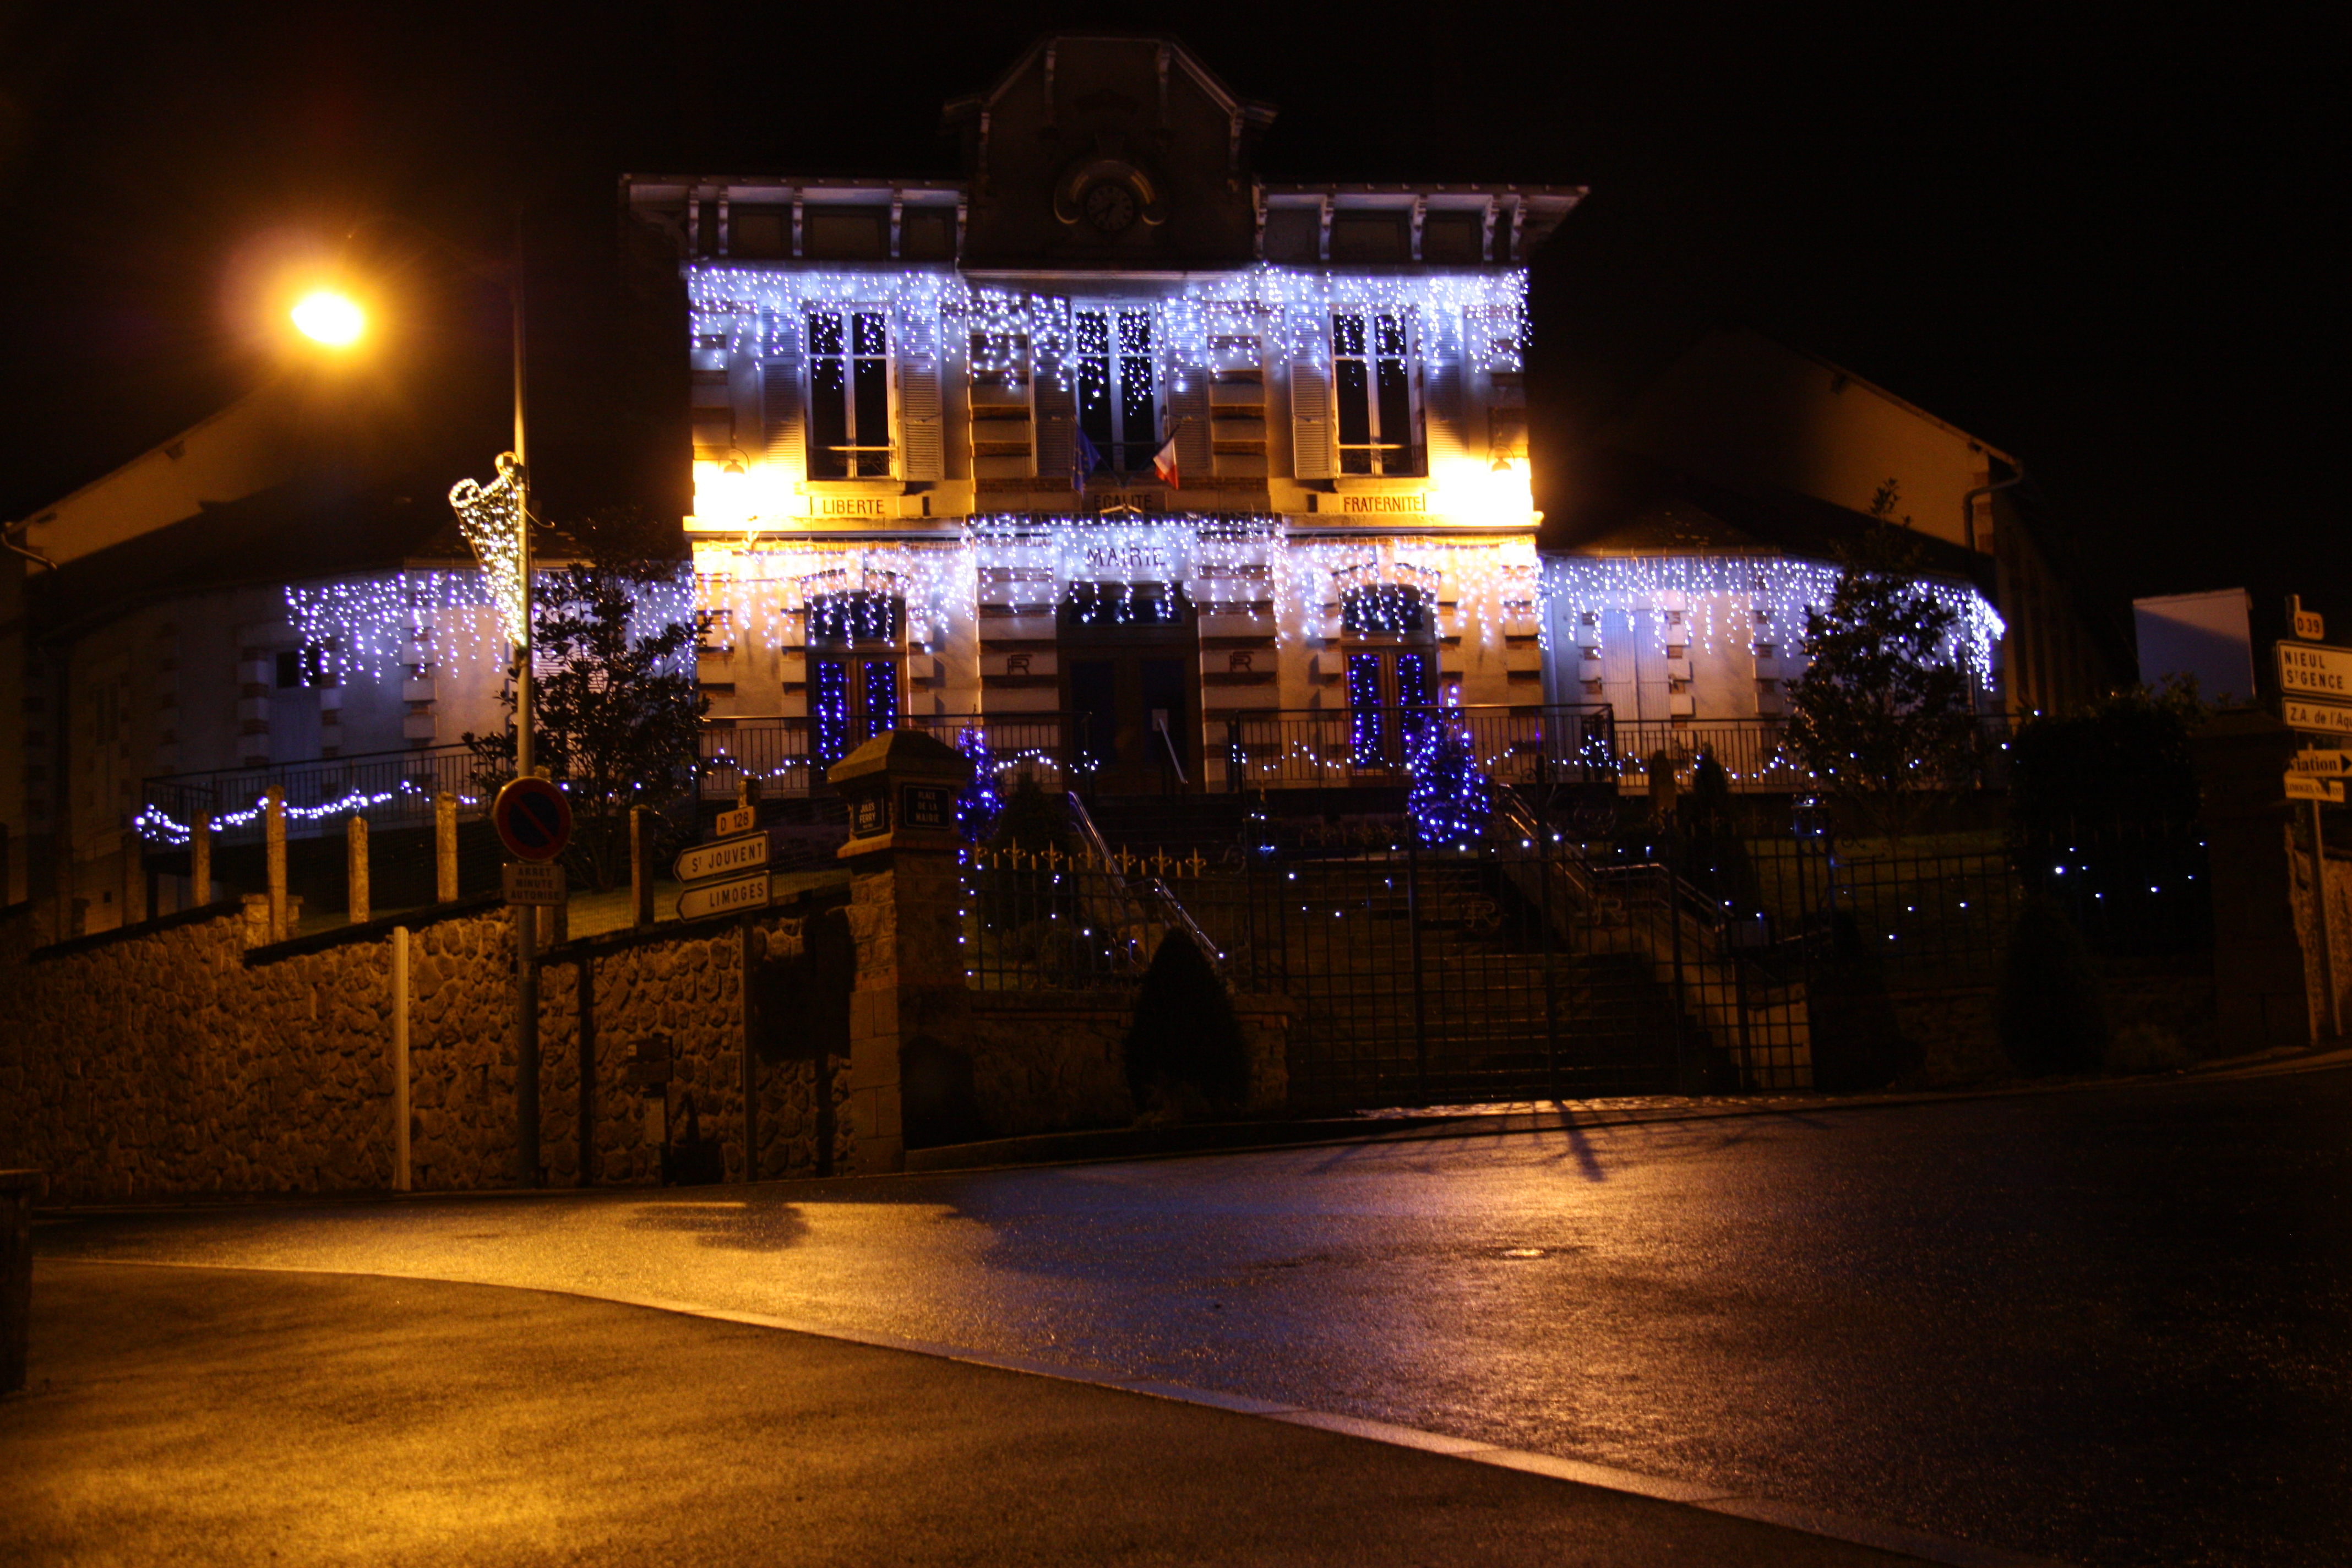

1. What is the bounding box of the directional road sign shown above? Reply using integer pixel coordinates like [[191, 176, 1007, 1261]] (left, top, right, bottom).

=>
[[674, 831, 770, 885], [2285, 775, 2346, 804], [2283, 699, 2352, 739], [677, 870, 771, 922], [502, 861, 567, 906], [2275, 641, 2352, 705], [2290, 749, 2352, 777], [492, 776, 572, 862]]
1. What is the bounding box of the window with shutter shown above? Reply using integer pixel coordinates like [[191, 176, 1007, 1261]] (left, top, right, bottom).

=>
[[1075, 307, 1158, 474], [1331, 311, 1422, 476], [808, 309, 891, 478]]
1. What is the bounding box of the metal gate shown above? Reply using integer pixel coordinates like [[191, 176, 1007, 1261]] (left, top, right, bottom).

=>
[[1144, 818, 1826, 1112]]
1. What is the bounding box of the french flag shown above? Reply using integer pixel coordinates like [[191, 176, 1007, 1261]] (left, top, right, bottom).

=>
[[1152, 432, 1180, 488]]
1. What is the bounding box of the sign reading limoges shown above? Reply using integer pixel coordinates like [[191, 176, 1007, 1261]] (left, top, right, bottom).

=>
[[2276, 641, 2352, 701], [673, 831, 769, 885], [676, 871, 771, 921], [2286, 775, 2347, 804]]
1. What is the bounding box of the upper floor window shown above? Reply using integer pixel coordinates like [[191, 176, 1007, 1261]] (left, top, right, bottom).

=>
[[808, 309, 891, 478], [276, 646, 330, 690], [1075, 307, 1158, 475], [1332, 311, 1419, 475]]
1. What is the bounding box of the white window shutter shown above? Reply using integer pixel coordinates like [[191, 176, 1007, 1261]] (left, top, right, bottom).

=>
[[1421, 312, 1466, 471], [1290, 363, 1332, 480], [1034, 377, 1075, 486], [899, 353, 944, 480], [760, 322, 804, 483], [1170, 378, 1211, 480]]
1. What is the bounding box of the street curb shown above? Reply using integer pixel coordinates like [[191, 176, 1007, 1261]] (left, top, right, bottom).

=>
[[32, 1050, 2350, 1219], [899, 1046, 2352, 1176], [54, 1255, 2068, 1568]]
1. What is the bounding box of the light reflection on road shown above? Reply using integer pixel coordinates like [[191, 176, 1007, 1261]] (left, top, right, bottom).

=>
[[35, 1071, 2352, 1568]]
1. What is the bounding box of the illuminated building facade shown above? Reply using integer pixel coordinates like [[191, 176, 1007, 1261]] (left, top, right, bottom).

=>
[[624, 36, 1583, 794]]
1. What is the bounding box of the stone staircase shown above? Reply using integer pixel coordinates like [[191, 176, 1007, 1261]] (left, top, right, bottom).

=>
[[1267, 856, 1695, 1105]]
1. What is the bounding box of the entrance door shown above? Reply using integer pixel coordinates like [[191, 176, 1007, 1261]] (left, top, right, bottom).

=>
[[1068, 653, 1196, 793], [1059, 581, 1199, 794]]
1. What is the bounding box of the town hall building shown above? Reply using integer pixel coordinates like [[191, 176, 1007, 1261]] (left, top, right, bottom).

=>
[[624, 35, 1587, 798]]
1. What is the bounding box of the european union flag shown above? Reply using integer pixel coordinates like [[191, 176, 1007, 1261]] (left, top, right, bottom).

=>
[[1074, 424, 1104, 491]]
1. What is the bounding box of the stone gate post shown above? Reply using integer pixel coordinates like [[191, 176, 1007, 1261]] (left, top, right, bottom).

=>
[[827, 730, 972, 1175]]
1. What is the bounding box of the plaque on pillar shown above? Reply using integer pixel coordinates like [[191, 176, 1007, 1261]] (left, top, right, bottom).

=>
[[826, 729, 973, 859]]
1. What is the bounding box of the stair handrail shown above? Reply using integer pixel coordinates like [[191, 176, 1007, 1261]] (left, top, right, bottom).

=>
[[1062, 791, 1231, 976]]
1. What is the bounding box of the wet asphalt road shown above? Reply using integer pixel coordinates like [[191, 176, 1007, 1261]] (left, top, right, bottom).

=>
[[35, 1066, 2352, 1567]]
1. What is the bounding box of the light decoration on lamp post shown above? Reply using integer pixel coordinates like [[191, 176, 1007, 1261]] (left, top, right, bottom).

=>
[[446, 453, 531, 650]]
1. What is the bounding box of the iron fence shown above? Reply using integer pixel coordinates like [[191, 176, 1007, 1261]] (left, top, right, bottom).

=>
[[703, 712, 1088, 800], [1220, 705, 1618, 793], [138, 743, 486, 847]]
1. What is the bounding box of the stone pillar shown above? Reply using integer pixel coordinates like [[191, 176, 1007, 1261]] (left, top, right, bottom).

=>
[[190, 813, 212, 908], [629, 807, 655, 929], [434, 792, 459, 903], [2191, 709, 2309, 1047], [829, 729, 973, 1175], [264, 787, 288, 944], [347, 814, 371, 925], [119, 831, 145, 928]]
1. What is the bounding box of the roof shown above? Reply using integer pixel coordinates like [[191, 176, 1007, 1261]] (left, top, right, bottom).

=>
[[29, 469, 474, 643], [939, 34, 1276, 128], [1543, 448, 1998, 598]]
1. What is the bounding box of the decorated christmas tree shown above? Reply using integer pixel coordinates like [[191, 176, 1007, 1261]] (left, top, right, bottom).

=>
[[1408, 720, 1490, 846]]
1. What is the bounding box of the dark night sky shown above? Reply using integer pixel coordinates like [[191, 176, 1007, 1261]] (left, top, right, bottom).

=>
[[0, 2, 2338, 645]]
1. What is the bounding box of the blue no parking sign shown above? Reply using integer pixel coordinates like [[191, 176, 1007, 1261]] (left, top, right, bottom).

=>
[[492, 776, 573, 862]]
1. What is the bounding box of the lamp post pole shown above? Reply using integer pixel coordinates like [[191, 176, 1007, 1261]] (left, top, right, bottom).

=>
[[509, 213, 542, 1188]]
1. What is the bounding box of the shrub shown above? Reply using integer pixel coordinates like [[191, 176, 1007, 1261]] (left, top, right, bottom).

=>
[[1997, 895, 2109, 1075], [1123, 930, 1251, 1119]]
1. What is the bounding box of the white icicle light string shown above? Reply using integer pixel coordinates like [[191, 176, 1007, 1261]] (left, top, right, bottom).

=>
[[685, 262, 1529, 385], [1540, 554, 2006, 692], [285, 568, 696, 684]]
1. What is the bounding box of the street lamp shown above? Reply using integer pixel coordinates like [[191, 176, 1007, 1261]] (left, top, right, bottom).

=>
[[295, 215, 544, 1185], [290, 289, 365, 348]]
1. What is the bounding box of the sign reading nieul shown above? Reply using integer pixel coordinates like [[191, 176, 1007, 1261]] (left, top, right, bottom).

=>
[[2275, 641, 2352, 701]]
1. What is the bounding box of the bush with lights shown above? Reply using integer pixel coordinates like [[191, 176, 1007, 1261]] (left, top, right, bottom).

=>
[[1785, 516, 1981, 842], [463, 513, 704, 891]]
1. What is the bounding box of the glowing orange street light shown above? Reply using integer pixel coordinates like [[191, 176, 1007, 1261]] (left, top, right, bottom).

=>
[[290, 288, 366, 347]]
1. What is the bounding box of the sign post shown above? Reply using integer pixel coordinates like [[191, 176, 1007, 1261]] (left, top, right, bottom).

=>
[[493, 776, 571, 1186]]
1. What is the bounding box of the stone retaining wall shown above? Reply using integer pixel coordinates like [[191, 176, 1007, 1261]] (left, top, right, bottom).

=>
[[961, 993, 1291, 1139], [0, 899, 848, 1203]]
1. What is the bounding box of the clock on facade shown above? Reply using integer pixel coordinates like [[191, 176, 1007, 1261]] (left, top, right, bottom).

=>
[[1082, 179, 1140, 233], [1053, 157, 1166, 232]]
